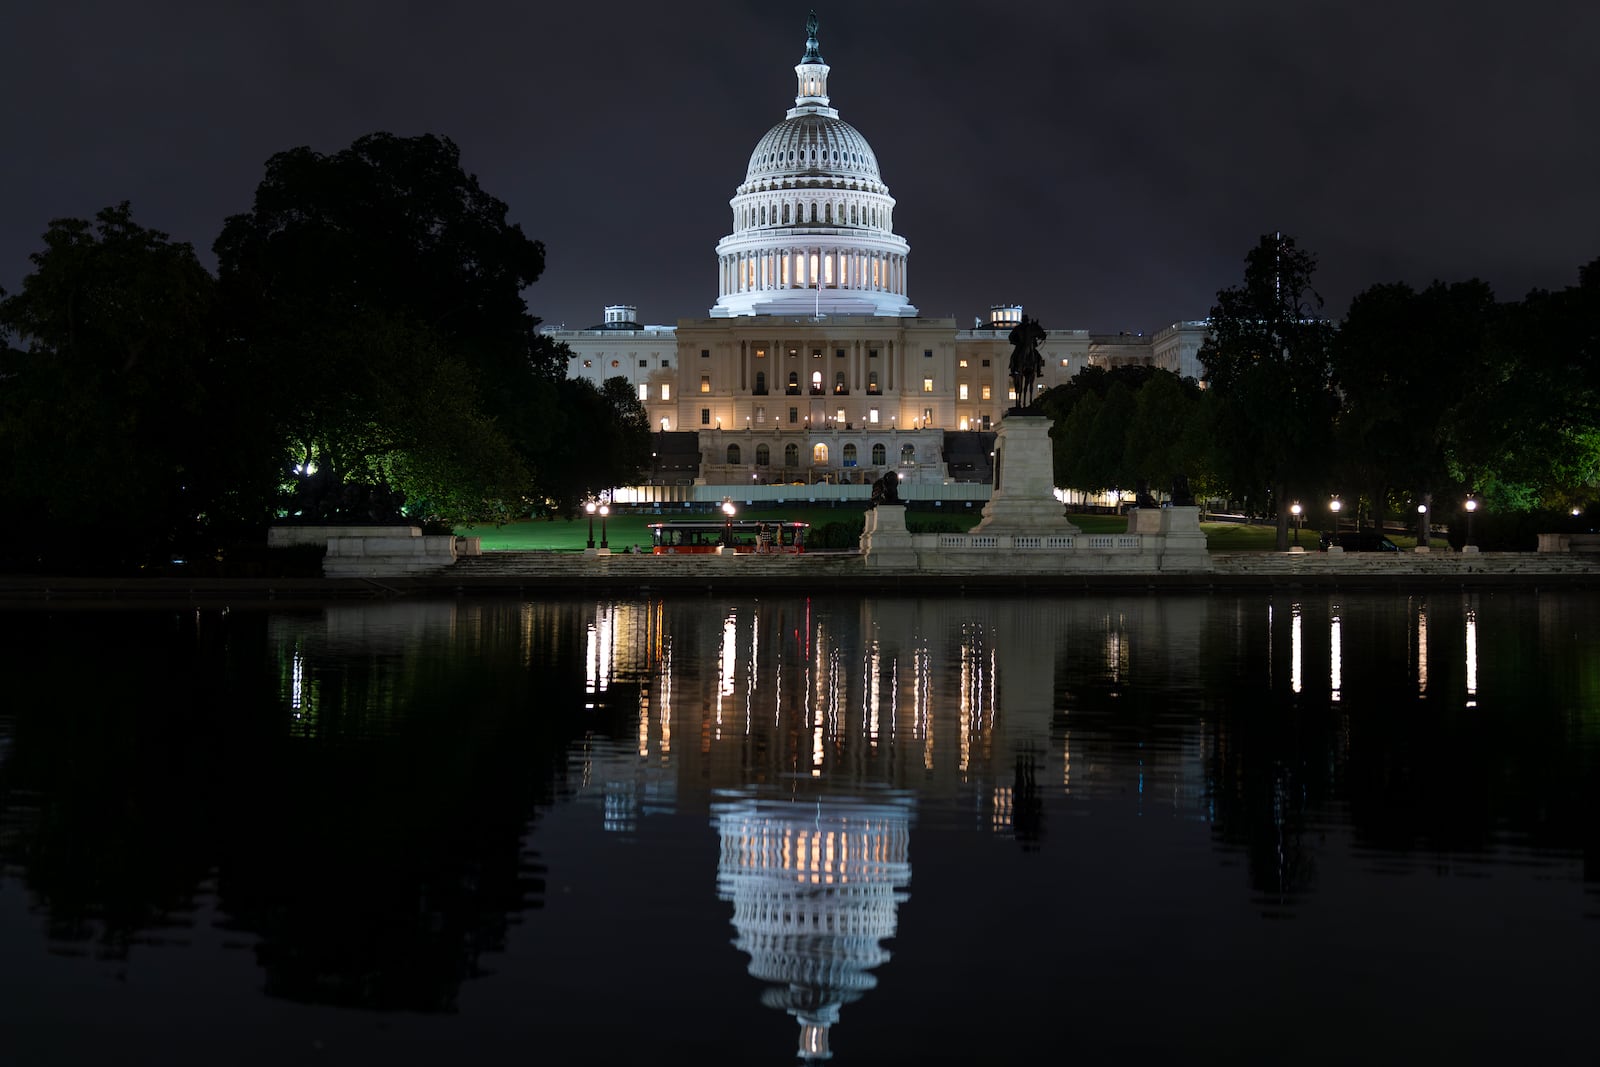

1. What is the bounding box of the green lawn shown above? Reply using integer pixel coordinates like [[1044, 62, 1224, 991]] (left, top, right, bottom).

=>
[[457, 510, 1431, 552], [457, 508, 1228, 550]]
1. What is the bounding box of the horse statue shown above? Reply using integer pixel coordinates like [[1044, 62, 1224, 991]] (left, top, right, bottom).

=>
[[1007, 314, 1046, 411]]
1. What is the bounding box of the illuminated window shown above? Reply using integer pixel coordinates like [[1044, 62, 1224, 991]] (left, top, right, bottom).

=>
[[872, 442, 886, 464], [959, 384, 969, 400], [868, 371, 880, 394], [834, 371, 846, 393], [727, 444, 741, 464], [700, 375, 711, 393], [982, 385, 992, 400], [611, 360, 619, 368], [637, 383, 647, 401], [812, 349, 822, 359], [583, 359, 592, 368], [836, 408, 845, 424], [660, 384, 671, 400], [811, 370, 823, 393], [958, 359, 968, 368], [755, 347, 766, 358], [922, 378, 933, 393], [813, 443, 828, 463], [923, 408, 932, 424], [1060, 358, 1069, 368], [868, 407, 879, 424]]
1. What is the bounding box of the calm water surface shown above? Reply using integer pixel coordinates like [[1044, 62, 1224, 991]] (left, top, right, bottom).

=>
[[1, 592, 1596, 1065]]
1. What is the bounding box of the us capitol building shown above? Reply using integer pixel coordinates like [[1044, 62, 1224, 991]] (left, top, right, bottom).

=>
[[547, 17, 1206, 495]]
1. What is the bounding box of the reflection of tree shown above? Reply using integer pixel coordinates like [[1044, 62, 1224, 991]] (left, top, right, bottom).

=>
[[1011, 751, 1044, 851], [0, 606, 582, 1010]]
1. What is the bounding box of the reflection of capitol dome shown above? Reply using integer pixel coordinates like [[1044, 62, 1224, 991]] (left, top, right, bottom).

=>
[[714, 792, 913, 1061], [712, 17, 916, 318]]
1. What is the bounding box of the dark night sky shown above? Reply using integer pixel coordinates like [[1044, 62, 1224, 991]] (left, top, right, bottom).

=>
[[4, 1, 1598, 334]]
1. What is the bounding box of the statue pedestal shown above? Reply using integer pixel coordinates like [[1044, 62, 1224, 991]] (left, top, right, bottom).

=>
[[972, 416, 1080, 535], [861, 504, 918, 569], [1126, 506, 1207, 562]]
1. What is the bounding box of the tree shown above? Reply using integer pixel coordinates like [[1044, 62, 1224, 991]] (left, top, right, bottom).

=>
[[214, 132, 568, 524], [1124, 370, 1204, 499], [1447, 260, 1600, 512], [1332, 280, 1498, 541], [0, 204, 279, 570], [1200, 233, 1338, 549], [535, 376, 652, 515]]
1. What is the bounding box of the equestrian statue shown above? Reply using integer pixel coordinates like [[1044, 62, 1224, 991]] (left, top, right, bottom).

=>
[[1007, 314, 1046, 411]]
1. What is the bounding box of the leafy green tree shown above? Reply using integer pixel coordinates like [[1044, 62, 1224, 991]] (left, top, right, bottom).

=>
[[1124, 370, 1203, 499], [214, 132, 568, 523], [0, 204, 279, 570], [1200, 233, 1338, 548], [535, 376, 652, 515], [1447, 260, 1600, 512], [1332, 279, 1498, 540]]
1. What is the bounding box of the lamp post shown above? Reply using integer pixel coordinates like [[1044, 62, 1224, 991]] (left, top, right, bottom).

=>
[[585, 500, 597, 550], [1417, 502, 1429, 551], [1290, 502, 1303, 545], [1465, 496, 1478, 552], [722, 496, 736, 547], [599, 500, 610, 551], [1329, 496, 1342, 550]]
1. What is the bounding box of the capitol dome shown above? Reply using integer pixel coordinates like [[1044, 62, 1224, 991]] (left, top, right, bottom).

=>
[[712, 17, 916, 318]]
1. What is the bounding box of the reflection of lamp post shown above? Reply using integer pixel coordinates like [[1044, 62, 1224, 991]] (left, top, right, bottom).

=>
[[599, 500, 610, 550], [1290, 502, 1303, 545], [722, 496, 736, 546], [1465, 497, 1478, 551], [585, 500, 597, 549]]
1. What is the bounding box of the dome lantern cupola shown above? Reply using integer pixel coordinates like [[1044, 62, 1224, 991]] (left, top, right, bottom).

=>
[[792, 11, 834, 117]]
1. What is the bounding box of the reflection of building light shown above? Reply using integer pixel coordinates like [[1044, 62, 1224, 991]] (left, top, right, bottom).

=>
[[1330, 611, 1342, 702], [584, 604, 616, 709], [1290, 604, 1303, 695], [1104, 626, 1124, 683], [291, 648, 304, 709], [713, 792, 914, 1062], [1061, 726, 1071, 792], [867, 641, 881, 747], [1417, 603, 1429, 696], [659, 640, 673, 755], [991, 786, 1012, 832], [1465, 608, 1478, 707]]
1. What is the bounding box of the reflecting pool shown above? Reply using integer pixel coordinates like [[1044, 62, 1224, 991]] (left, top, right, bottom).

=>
[[1, 592, 1596, 1064]]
